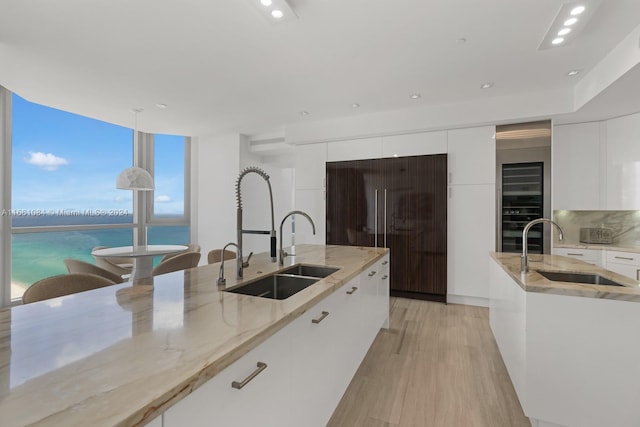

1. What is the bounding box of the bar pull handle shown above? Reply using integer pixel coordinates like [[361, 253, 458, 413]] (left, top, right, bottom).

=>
[[312, 311, 330, 324], [381, 275, 388, 280], [382, 260, 389, 265], [231, 362, 267, 389], [346, 286, 358, 295], [615, 256, 634, 261], [368, 270, 377, 277], [636, 269, 639, 281], [374, 189, 379, 248], [567, 253, 583, 256], [384, 188, 388, 249]]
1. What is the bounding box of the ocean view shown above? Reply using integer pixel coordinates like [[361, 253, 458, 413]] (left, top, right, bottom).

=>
[[11, 214, 188, 294]]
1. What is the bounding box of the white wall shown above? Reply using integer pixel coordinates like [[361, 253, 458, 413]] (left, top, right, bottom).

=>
[[190, 134, 241, 264]]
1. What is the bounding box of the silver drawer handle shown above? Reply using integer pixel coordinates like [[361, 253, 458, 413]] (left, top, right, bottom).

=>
[[382, 260, 389, 265], [381, 275, 388, 280], [231, 362, 267, 389], [312, 311, 330, 324], [368, 270, 377, 277], [637, 269, 639, 281], [615, 256, 634, 261], [346, 286, 358, 295], [567, 253, 583, 256]]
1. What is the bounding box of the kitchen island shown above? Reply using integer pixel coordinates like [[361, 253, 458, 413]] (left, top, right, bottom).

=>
[[490, 253, 640, 427], [0, 244, 389, 427]]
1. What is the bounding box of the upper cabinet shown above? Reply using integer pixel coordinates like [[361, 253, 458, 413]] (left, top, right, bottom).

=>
[[295, 143, 327, 190], [327, 137, 382, 162], [381, 131, 447, 158], [447, 126, 496, 185], [552, 122, 604, 210], [605, 113, 640, 210]]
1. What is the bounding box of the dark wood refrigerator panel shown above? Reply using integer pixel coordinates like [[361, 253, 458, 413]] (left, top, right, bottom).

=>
[[326, 154, 447, 302]]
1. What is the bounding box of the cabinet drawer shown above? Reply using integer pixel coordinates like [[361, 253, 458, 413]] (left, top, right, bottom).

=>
[[606, 250, 640, 266], [554, 248, 602, 265]]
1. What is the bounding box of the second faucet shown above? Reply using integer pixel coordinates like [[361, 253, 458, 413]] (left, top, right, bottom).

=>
[[279, 210, 316, 265]]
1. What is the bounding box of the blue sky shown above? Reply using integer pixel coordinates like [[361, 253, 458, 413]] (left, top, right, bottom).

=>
[[11, 94, 185, 215]]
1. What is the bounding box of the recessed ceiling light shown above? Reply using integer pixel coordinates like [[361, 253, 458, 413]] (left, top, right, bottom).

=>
[[480, 82, 494, 89], [410, 93, 421, 99], [271, 9, 284, 18], [351, 103, 360, 108], [260, 0, 272, 5], [558, 28, 571, 36], [299, 110, 309, 116], [564, 17, 578, 26], [552, 37, 565, 45], [570, 5, 585, 15], [567, 69, 581, 76], [155, 103, 168, 109]]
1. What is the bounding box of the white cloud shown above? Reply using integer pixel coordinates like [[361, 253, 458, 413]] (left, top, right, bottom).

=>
[[156, 195, 171, 202], [25, 151, 69, 171]]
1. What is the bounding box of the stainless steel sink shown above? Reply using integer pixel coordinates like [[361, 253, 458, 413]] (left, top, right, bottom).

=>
[[225, 274, 319, 299], [278, 264, 339, 278], [537, 270, 625, 287]]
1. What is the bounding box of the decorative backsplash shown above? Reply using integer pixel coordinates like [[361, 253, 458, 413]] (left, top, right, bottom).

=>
[[552, 210, 640, 248]]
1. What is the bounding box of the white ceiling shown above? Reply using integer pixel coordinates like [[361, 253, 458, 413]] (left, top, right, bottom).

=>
[[1, 0, 639, 137]]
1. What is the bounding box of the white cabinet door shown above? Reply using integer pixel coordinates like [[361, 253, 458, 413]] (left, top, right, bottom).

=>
[[553, 247, 603, 267], [381, 131, 447, 158], [295, 143, 327, 190], [606, 262, 640, 281], [327, 137, 383, 162], [605, 112, 640, 209], [605, 250, 640, 280], [447, 184, 496, 301], [552, 122, 604, 210], [286, 290, 350, 427], [447, 126, 496, 185], [163, 323, 292, 427]]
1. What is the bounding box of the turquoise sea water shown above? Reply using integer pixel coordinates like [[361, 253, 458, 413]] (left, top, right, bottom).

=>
[[11, 215, 189, 288]]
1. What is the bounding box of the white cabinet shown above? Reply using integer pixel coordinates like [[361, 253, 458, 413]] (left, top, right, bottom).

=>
[[163, 260, 389, 427], [552, 122, 604, 210], [327, 137, 383, 162], [448, 184, 496, 302], [295, 143, 327, 190], [605, 250, 640, 280], [381, 131, 447, 158], [553, 247, 603, 267], [447, 126, 496, 185], [163, 317, 292, 427], [605, 112, 640, 210]]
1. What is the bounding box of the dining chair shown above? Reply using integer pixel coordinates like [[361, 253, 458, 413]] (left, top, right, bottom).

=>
[[207, 249, 237, 264], [152, 252, 201, 277], [22, 273, 117, 304], [161, 243, 201, 262], [92, 245, 133, 276], [63, 258, 125, 284]]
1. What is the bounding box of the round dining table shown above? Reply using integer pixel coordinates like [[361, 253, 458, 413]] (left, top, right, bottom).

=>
[[92, 245, 189, 283]]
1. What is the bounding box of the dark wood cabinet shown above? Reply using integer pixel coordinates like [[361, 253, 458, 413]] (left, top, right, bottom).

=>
[[326, 154, 447, 302]]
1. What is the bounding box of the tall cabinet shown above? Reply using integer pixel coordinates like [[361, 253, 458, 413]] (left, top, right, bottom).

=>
[[326, 154, 448, 302]]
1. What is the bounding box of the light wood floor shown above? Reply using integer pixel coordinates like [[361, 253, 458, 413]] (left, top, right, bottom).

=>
[[327, 298, 530, 427]]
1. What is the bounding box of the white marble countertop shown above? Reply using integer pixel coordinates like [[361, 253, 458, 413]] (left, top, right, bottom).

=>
[[554, 243, 640, 253], [491, 252, 640, 302], [0, 244, 387, 427]]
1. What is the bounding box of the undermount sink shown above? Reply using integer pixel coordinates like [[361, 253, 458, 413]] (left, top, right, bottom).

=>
[[278, 264, 339, 278], [537, 270, 625, 287], [225, 274, 319, 299]]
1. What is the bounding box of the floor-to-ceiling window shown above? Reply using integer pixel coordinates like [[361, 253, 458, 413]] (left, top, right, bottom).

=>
[[3, 90, 190, 304]]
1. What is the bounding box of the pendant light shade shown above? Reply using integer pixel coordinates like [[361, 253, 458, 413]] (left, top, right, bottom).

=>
[[116, 108, 154, 191], [116, 167, 154, 190]]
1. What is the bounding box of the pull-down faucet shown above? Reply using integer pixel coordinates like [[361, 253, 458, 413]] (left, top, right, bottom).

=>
[[521, 218, 564, 273], [279, 210, 316, 265], [217, 242, 242, 286], [235, 167, 277, 277]]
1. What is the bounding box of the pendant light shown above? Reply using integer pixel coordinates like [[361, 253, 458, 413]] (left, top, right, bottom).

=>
[[116, 108, 154, 191]]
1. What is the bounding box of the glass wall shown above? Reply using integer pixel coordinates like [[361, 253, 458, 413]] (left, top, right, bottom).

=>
[[8, 93, 190, 303]]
